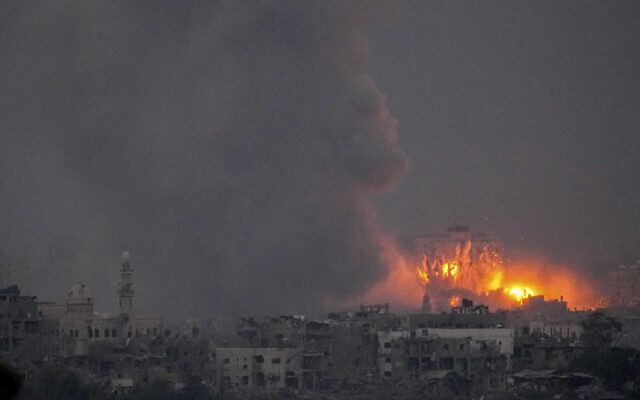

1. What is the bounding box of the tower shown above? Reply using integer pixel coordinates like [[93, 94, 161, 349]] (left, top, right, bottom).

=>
[[118, 250, 134, 316]]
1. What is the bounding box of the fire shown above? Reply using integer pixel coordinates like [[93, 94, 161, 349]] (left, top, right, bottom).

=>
[[412, 243, 600, 311], [416, 267, 429, 283], [415, 248, 502, 295], [505, 286, 534, 303], [354, 231, 602, 313], [442, 261, 458, 279]]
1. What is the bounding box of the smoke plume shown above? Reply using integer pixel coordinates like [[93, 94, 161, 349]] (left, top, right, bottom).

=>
[[0, 1, 406, 318]]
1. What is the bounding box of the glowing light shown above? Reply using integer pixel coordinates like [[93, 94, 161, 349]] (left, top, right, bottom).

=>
[[442, 261, 459, 279], [417, 267, 429, 283], [505, 286, 535, 303], [449, 296, 461, 307]]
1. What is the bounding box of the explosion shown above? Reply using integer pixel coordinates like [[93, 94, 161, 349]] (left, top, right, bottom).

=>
[[416, 254, 537, 306], [358, 227, 602, 312], [506, 287, 535, 303], [414, 242, 600, 311]]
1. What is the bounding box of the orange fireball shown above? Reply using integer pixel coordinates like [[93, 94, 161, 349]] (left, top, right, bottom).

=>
[[504, 286, 535, 303]]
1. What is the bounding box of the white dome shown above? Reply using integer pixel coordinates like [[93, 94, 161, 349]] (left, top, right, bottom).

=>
[[67, 283, 93, 304], [121, 250, 131, 261]]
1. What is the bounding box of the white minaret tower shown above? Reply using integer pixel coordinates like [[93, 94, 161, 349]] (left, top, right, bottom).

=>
[[118, 250, 134, 316]]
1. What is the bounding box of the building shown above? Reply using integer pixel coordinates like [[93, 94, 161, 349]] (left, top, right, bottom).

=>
[[610, 262, 640, 306], [0, 285, 39, 366], [421, 328, 513, 356], [377, 328, 510, 390], [217, 347, 303, 389], [2, 251, 162, 364], [413, 226, 502, 269], [409, 299, 508, 330]]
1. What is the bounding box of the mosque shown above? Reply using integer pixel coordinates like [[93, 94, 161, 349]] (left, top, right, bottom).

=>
[[37, 251, 162, 357]]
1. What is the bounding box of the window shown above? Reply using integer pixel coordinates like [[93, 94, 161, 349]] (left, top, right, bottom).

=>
[[105, 329, 110, 338], [384, 371, 392, 377], [112, 329, 117, 337], [222, 358, 230, 364], [95, 329, 99, 338], [88, 327, 93, 338], [272, 358, 281, 364], [383, 342, 391, 348], [384, 357, 391, 363]]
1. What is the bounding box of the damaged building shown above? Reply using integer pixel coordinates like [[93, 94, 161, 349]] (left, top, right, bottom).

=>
[[216, 304, 402, 391], [413, 226, 502, 269]]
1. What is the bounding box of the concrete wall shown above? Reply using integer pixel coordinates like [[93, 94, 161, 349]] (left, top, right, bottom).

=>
[[421, 328, 513, 355], [217, 347, 301, 389]]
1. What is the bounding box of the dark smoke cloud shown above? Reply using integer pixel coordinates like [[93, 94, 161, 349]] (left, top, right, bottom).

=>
[[0, 1, 406, 319]]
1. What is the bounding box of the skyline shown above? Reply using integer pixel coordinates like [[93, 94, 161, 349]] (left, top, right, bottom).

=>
[[0, 1, 639, 320]]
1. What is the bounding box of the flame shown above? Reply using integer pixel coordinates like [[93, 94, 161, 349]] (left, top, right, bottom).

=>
[[411, 242, 600, 311], [352, 233, 602, 313], [449, 295, 461, 307], [442, 261, 459, 279], [416, 267, 429, 283], [505, 286, 534, 303]]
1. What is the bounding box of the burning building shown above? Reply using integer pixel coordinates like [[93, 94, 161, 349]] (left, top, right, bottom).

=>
[[414, 226, 526, 311], [414, 226, 503, 271], [407, 225, 604, 312]]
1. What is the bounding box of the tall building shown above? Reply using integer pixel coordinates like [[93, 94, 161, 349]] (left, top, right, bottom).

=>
[[118, 251, 134, 316], [414, 226, 502, 268], [610, 262, 640, 306]]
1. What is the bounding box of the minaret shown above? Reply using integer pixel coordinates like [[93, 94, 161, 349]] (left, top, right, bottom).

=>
[[118, 250, 134, 316]]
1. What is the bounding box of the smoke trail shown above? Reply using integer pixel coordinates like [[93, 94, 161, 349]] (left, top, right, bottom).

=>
[[0, 1, 406, 318]]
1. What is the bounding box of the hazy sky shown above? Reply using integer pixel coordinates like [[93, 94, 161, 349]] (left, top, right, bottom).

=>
[[1, 1, 638, 319], [370, 1, 640, 267]]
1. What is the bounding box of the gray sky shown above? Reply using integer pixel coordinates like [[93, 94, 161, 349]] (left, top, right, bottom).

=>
[[1, 1, 638, 319], [370, 1, 640, 267]]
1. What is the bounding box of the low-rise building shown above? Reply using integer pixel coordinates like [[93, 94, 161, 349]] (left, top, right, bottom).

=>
[[217, 347, 302, 389]]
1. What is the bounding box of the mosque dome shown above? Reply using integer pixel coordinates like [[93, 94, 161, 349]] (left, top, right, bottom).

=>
[[67, 283, 93, 304], [121, 250, 131, 261]]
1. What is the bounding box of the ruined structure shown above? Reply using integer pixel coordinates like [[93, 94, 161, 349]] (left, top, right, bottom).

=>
[[414, 226, 502, 272], [0, 251, 163, 381], [378, 329, 510, 391], [409, 299, 508, 330]]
